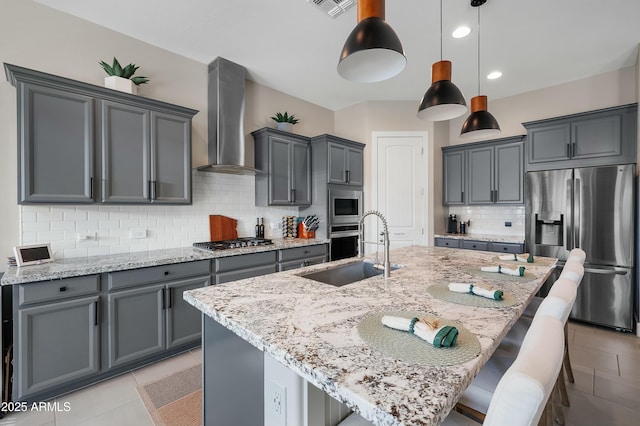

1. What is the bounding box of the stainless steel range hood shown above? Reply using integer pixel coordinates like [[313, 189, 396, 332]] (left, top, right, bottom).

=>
[[197, 57, 257, 175]]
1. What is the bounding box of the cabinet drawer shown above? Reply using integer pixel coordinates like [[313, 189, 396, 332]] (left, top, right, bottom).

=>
[[490, 242, 524, 254], [434, 238, 460, 248], [278, 245, 327, 262], [461, 240, 490, 251], [216, 265, 278, 284], [18, 275, 100, 306], [107, 260, 210, 291], [278, 255, 327, 272], [215, 251, 277, 273]]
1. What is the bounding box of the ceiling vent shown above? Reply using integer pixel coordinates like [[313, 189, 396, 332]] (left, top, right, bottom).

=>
[[308, 0, 356, 18]]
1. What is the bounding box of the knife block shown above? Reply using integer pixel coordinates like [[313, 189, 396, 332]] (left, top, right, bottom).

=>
[[297, 222, 315, 239]]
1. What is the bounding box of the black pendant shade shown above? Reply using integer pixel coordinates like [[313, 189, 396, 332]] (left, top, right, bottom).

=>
[[460, 95, 501, 138], [417, 61, 467, 121], [337, 0, 406, 83]]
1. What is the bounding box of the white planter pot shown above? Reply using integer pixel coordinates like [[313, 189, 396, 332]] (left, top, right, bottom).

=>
[[276, 122, 293, 132], [104, 76, 137, 94]]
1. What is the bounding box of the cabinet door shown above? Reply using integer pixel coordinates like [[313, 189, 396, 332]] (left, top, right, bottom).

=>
[[328, 142, 347, 184], [443, 150, 465, 205], [151, 111, 192, 204], [269, 137, 293, 204], [100, 100, 150, 203], [571, 115, 621, 160], [528, 123, 571, 164], [166, 276, 209, 348], [346, 147, 364, 186], [18, 83, 94, 203], [291, 141, 311, 205], [107, 284, 165, 368], [16, 296, 100, 400], [467, 146, 494, 205], [495, 142, 524, 204]]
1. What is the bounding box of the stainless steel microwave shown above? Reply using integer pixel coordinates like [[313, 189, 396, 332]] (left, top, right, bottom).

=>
[[329, 187, 363, 225]]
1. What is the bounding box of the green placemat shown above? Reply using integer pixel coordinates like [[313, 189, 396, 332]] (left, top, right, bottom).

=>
[[465, 266, 535, 282], [427, 283, 517, 308], [357, 311, 481, 366]]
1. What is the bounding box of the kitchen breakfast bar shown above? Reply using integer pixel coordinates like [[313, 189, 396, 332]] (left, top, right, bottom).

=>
[[184, 246, 556, 426]]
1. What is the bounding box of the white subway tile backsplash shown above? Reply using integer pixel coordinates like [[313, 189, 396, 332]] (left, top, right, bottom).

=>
[[448, 205, 525, 237], [20, 171, 298, 261]]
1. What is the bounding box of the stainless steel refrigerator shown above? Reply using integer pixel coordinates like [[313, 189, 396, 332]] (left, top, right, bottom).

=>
[[525, 164, 635, 331]]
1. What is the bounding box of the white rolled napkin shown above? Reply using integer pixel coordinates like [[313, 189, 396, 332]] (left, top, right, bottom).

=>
[[481, 265, 525, 276], [381, 315, 458, 348], [498, 253, 528, 262], [448, 282, 504, 300]]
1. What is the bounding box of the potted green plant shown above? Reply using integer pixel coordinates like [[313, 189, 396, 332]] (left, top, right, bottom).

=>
[[99, 57, 149, 94], [271, 111, 299, 132]]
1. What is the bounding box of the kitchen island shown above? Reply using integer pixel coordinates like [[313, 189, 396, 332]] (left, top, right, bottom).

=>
[[184, 245, 556, 426]]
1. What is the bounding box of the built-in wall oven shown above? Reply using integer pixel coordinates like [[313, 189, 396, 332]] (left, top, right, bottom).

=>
[[328, 187, 363, 261]]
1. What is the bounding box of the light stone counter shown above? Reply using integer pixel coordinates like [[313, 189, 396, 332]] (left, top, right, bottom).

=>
[[184, 245, 556, 426], [1, 238, 329, 285]]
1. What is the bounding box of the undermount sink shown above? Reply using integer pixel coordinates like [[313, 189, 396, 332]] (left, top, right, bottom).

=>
[[300, 260, 401, 287]]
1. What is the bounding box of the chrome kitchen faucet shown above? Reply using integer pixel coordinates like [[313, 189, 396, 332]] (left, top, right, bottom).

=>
[[358, 210, 391, 278]]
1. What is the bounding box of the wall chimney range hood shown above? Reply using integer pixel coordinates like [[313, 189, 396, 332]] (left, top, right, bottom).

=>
[[197, 57, 257, 175]]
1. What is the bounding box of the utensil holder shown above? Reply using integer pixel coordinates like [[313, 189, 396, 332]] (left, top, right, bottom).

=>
[[297, 222, 315, 239]]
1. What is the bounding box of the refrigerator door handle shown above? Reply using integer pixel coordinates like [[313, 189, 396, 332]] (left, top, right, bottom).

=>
[[583, 267, 628, 276], [565, 178, 573, 250], [574, 178, 580, 248]]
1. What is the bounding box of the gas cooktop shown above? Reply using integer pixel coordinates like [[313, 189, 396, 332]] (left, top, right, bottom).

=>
[[193, 237, 273, 252]]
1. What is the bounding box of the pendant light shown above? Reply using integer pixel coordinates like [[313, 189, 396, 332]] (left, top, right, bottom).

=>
[[337, 0, 406, 83], [460, 0, 501, 138], [417, 0, 467, 121]]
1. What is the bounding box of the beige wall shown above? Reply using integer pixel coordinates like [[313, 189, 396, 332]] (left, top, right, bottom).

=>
[[447, 66, 638, 146], [0, 0, 334, 271]]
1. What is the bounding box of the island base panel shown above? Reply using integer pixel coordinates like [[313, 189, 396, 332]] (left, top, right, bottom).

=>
[[203, 316, 264, 425]]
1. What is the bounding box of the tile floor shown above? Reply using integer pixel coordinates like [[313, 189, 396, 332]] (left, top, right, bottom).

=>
[[1, 322, 639, 425]]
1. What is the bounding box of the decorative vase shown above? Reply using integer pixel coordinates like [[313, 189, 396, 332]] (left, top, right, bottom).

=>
[[104, 76, 137, 94], [276, 122, 293, 132]]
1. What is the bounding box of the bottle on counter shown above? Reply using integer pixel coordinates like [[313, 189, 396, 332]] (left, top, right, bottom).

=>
[[255, 218, 261, 238], [258, 218, 265, 238]]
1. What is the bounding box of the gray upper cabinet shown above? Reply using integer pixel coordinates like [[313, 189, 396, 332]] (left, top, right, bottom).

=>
[[253, 128, 311, 206], [443, 149, 465, 205], [100, 103, 192, 204], [5, 63, 197, 205], [443, 136, 525, 206], [326, 138, 364, 186], [15, 82, 94, 204], [524, 104, 637, 171]]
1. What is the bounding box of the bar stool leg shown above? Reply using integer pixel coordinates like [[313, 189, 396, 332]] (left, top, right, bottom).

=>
[[564, 322, 575, 384]]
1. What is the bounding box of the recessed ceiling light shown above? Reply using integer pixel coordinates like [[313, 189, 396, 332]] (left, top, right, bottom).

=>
[[452, 26, 471, 38], [487, 71, 502, 80]]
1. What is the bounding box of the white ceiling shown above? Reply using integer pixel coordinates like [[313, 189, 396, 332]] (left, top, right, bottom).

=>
[[35, 0, 640, 111]]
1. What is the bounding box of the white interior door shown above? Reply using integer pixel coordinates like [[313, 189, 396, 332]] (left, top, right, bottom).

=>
[[371, 132, 428, 251]]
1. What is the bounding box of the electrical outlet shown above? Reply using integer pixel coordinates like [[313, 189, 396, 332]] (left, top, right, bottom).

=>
[[266, 380, 286, 424], [130, 228, 147, 239], [505, 221, 512, 227]]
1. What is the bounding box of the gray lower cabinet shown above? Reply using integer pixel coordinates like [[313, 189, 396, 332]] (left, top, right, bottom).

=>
[[106, 260, 210, 368], [107, 284, 165, 368], [14, 275, 101, 401], [524, 103, 637, 171], [278, 245, 328, 271], [215, 251, 278, 284], [5, 63, 197, 205], [435, 238, 524, 254], [15, 82, 94, 204], [253, 128, 311, 206]]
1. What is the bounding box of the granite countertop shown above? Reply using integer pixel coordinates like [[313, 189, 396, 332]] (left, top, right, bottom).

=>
[[184, 245, 556, 426], [435, 233, 525, 244], [0, 238, 329, 285]]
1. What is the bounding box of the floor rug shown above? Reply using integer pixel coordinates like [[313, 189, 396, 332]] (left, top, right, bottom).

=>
[[137, 365, 202, 426]]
